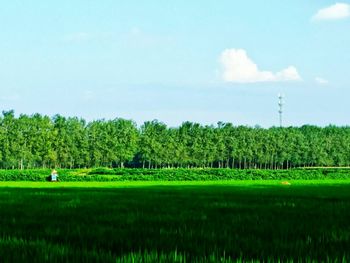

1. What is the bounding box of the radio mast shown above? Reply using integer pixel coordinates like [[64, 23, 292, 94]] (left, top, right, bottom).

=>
[[278, 94, 284, 127]]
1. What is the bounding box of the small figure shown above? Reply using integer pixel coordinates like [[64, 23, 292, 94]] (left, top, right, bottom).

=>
[[281, 181, 291, 185], [51, 169, 58, 182]]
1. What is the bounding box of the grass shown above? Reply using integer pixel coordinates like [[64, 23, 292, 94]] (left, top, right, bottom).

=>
[[2, 179, 350, 188], [0, 180, 350, 262]]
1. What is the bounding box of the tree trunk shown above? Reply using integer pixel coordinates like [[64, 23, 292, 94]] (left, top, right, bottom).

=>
[[20, 159, 24, 170]]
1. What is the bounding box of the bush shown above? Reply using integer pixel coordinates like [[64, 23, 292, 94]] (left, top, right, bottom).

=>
[[1, 168, 350, 182]]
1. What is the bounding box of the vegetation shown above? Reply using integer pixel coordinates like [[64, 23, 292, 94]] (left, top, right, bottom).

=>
[[1, 168, 350, 181], [1, 110, 350, 170], [0, 181, 349, 262]]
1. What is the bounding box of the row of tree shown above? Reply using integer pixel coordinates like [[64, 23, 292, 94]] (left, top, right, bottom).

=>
[[1, 110, 350, 169]]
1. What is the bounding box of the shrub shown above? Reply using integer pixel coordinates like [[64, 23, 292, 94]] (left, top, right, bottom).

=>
[[1, 168, 350, 182]]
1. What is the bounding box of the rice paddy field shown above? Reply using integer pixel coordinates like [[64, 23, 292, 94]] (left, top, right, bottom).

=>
[[1, 180, 350, 262]]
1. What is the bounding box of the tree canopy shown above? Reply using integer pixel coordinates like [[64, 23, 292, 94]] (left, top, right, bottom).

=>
[[1, 111, 349, 169]]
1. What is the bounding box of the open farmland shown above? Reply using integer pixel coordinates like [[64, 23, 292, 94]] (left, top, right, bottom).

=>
[[1, 180, 350, 262]]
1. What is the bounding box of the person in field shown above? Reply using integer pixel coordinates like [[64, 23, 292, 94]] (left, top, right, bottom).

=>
[[281, 181, 291, 185], [51, 169, 58, 182]]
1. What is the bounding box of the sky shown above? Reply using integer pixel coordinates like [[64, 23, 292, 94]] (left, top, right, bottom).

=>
[[0, 1, 349, 127]]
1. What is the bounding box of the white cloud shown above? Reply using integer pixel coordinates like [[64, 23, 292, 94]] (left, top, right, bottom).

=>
[[0, 94, 20, 102], [63, 32, 93, 43], [312, 3, 350, 21], [126, 27, 173, 47], [130, 27, 142, 36], [315, 77, 329, 85], [83, 90, 95, 101], [63, 32, 113, 43], [220, 49, 302, 83]]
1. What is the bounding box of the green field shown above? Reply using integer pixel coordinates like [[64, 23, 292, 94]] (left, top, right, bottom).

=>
[[1, 180, 350, 262]]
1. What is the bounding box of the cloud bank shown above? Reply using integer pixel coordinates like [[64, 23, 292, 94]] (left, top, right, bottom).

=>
[[312, 3, 350, 21], [220, 49, 301, 83]]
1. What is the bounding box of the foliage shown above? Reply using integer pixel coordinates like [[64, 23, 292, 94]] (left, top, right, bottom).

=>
[[1, 111, 350, 169], [1, 168, 350, 181]]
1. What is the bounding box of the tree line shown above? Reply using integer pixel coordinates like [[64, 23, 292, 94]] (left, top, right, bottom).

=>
[[1, 110, 350, 169]]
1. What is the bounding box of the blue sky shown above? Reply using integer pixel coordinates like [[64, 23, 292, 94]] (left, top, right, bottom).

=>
[[0, 1, 349, 127]]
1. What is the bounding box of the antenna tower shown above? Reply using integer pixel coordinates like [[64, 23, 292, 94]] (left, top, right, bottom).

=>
[[278, 94, 284, 127]]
